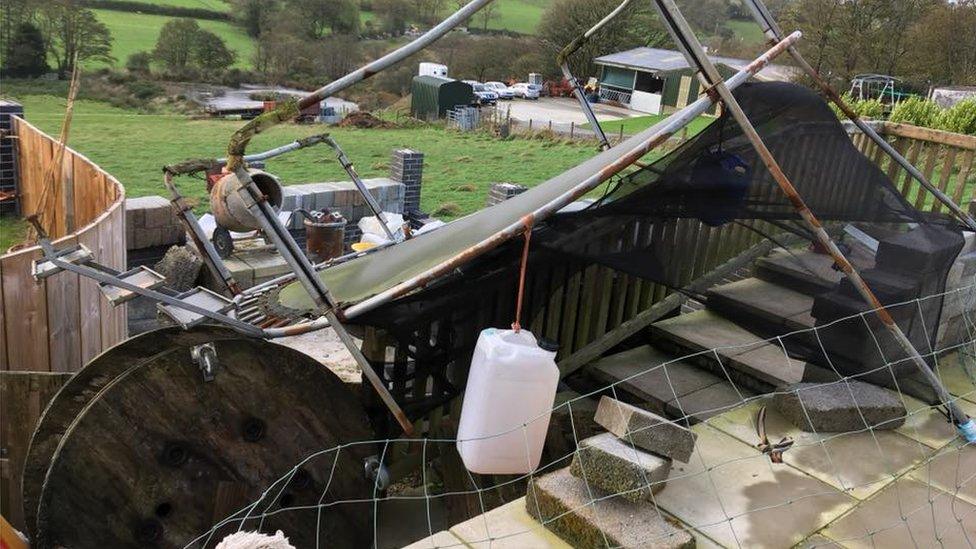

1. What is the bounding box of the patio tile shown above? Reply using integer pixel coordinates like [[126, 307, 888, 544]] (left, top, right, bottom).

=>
[[449, 498, 571, 548], [822, 477, 976, 548], [708, 400, 934, 499], [897, 395, 976, 449], [402, 530, 467, 549], [654, 423, 854, 548], [933, 354, 976, 404], [907, 438, 976, 507]]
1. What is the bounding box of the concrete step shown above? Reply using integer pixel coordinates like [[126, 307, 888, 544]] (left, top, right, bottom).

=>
[[526, 467, 694, 549], [570, 432, 671, 503], [706, 277, 816, 334], [651, 310, 828, 393], [756, 248, 842, 295], [584, 345, 757, 425]]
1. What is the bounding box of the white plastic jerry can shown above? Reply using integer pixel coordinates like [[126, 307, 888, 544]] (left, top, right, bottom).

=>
[[456, 328, 559, 475]]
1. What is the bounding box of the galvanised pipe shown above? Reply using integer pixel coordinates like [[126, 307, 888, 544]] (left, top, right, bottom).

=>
[[224, 0, 498, 170], [741, 0, 976, 232], [651, 0, 973, 434], [341, 31, 802, 319]]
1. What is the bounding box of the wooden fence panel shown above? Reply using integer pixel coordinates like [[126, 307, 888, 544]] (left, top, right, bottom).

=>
[[0, 117, 126, 372]]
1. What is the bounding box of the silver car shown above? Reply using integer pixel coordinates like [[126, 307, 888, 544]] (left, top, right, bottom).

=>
[[509, 83, 540, 100], [485, 81, 515, 100]]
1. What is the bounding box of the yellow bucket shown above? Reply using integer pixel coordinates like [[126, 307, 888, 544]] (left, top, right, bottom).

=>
[[351, 242, 377, 252]]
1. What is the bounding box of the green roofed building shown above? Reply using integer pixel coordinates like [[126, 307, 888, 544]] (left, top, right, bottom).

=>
[[593, 47, 796, 116], [411, 76, 474, 120]]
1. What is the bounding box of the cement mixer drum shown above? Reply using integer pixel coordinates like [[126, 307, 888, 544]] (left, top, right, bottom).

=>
[[210, 169, 283, 232]]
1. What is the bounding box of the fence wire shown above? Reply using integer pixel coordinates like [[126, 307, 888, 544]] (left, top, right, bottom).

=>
[[188, 279, 976, 549]]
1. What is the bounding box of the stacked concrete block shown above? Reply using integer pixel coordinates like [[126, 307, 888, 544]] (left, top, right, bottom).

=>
[[541, 395, 698, 539], [390, 149, 423, 215], [125, 196, 183, 250], [280, 178, 404, 230], [486, 182, 528, 207]]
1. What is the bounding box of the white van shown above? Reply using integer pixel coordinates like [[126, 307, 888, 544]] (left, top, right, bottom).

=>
[[419, 62, 448, 78]]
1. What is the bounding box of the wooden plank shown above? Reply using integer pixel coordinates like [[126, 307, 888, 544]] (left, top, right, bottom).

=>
[[879, 121, 976, 150], [45, 235, 82, 373], [76, 226, 103, 364], [0, 259, 5, 370], [916, 144, 940, 209], [951, 149, 974, 206], [0, 249, 50, 371], [0, 371, 74, 531], [899, 139, 923, 197], [933, 148, 957, 213]]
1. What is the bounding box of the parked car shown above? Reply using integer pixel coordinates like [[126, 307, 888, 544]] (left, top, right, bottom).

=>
[[484, 81, 515, 100], [509, 83, 540, 100], [464, 81, 499, 105]]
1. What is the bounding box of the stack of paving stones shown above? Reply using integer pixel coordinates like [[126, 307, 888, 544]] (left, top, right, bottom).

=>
[[527, 396, 696, 548], [773, 380, 907, 432], [486, 182, 527, 207], [0, 100, 24, 215], [279, 178, 404, 230], [125, 196, 183, 250]]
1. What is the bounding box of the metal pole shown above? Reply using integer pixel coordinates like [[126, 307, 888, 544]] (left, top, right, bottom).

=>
[[741, 0, 976, 232], [650, 0, 973, 434], [323, 136, 398, 242], [342, 32, 801, 319], [230, 167, 415, 435], [556, 0, 634, 150]]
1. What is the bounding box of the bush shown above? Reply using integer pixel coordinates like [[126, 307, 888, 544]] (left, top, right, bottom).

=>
[[126, 51, 153, 74], [1, 23, 49, 78], [889, 96, 941, 127], [852, 98, 885, 119], [935, 99, 976, 136], [126, 80, 164, 100]]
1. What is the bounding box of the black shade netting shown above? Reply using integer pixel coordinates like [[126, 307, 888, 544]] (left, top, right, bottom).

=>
[[356, 82, 965, 422]]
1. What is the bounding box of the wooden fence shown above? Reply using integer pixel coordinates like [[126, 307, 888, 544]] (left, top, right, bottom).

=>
[[0, 117, 127, 373]]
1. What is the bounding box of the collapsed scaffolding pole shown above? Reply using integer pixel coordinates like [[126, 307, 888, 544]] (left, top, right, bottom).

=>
[[741, 0, 976, 232], [649, 0, 975, 440], [556, 0, 636, 150]]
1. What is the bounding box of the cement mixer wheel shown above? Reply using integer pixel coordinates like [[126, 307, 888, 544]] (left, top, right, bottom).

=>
[[25, 326, 376, 548], [213, 226, 234, 259]]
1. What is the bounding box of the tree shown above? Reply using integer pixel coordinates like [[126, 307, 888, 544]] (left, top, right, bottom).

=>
[[900, 1, 976, 85], [152, 18, 200, 70], [230, 0, 277, 37], [374, 0, 411, 35], [37, 2, 113, 77], [2, 22, 48, 77], [284, 0, 359, 38], [125, 50, 152, 73], [193, 29, 236, 70], [474, 1, 499, 31], [538, 0, 668, 80]]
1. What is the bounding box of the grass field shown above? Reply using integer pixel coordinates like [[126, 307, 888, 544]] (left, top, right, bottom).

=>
[[484, 0, 548, 34], [3, 92, 637, 229], [584, 113, 715, 136], [90, 0, 230, 11], [725, 19, 767, 47], [91, 9, 255, 68]]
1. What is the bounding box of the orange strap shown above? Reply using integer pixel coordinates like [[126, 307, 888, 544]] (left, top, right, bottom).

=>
[[512, 217, 534, 332]]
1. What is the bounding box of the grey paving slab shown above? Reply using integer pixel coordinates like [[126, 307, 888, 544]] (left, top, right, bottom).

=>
[[897, 395, 976, 449], [570, 432, 672, 502], [652, 310, 769, 359], [655, 423, 855, 548], [822, 477, 976, 548], [665, 381, 756, 425], [708, 400, 933, 500], [588, 345, 724, 403], [526, 467, 694, 549], [707, 277, 816, 331], [757, 249, 844, 293], [401, 530, 466, 549]]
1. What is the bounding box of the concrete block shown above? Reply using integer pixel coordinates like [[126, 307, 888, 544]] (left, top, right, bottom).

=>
[[153, 245, 202, 292], [242, 250, 291, 280], [526, 467, 693, 549], [570, 433, 671, 503], [594, 396, 697, 462], [773, 380, 906, 432], [546, 392, 600, 459]]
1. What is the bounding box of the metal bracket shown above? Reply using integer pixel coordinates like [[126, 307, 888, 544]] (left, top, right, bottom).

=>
[[191, 343, 218, 381], [363, 455, 390, 491]]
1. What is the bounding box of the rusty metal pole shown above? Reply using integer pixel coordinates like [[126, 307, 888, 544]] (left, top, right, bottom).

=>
[[741, 0, 976, 232], [650, 0, 973, 435]]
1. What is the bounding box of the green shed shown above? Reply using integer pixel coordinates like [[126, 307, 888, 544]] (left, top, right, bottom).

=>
[[411, 76, 473, 120]]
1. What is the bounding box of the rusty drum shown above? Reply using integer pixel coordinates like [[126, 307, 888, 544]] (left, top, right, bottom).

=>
[[303, 209, 346, 262]]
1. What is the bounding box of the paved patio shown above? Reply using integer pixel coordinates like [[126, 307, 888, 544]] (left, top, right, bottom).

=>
[[406, 352, 976, 548]]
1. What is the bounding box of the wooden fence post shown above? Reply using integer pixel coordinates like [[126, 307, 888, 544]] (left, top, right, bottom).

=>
[[570, 121, 575, 138]]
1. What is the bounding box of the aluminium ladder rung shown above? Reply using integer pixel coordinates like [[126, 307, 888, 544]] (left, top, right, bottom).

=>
[[157, 286, 234, 329], [98, 266, 167, 306], [32, 244, 94, 280]]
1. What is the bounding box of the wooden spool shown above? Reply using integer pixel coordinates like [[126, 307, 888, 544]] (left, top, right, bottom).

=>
[[25, 326, 376, 548]]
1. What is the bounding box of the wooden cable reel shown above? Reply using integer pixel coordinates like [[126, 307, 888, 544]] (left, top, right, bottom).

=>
[[23, 326, 375, 548]]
